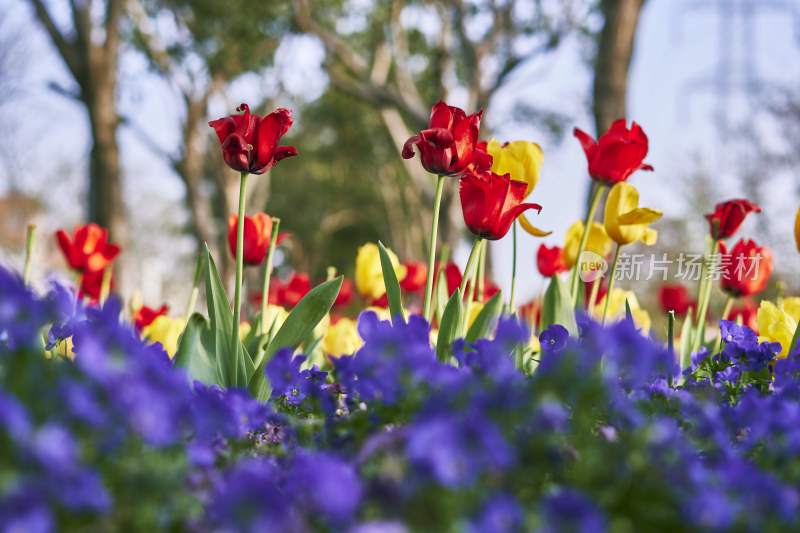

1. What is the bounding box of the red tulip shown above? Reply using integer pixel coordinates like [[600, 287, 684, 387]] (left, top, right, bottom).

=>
[[333, 277, 355, 308], [584, 279, 608, 309], [441, 262, 463, 297], [270, 272, 311, 308], [133, 304, 169, 332], [227, 214, 289, 266], [519, 300, 541, 328], [79, 269, 113, 303], [209, 103, 297, 174], [459, 171, 542, 240], [657, 283, 692, 316], [730, 300, 758, 333], [402, 100, 492, 177], [704, 199, 761, 240], [399, 260, 428, 293], [56, 223, 120, 273], [719, 239, 773, 297], [536, 244, 568, 277], [573, 119, 653, 185]]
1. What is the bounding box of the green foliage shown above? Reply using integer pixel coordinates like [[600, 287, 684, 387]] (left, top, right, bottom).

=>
[[204, 247, 253, 388], [378, 240, 405, 324], [465, 291, 503, 343], [541, 275, 578, 337], [436, 288, 463, 363], [249, 276, 343, 401], [173, 312, 221, 386]]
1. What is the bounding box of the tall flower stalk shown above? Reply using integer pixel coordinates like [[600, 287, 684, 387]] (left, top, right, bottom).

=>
[[570, 184, 605, 303], [422, 175, 446, 320], [232, 173, 249, 357], [261, 217, 281, 336]]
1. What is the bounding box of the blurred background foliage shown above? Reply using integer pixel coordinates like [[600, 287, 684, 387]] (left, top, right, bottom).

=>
[[1, 0, 798, 317]]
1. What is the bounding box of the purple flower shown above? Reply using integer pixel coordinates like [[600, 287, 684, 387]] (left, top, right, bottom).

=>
[[265, 348, 305, 400], [538, 489, 608, 533], [468, 494, 524, 533], [283, 380, 309, 406], [286, 451, 363, 525], [540, 324, 569, 352], [718, 319, 758, 348]]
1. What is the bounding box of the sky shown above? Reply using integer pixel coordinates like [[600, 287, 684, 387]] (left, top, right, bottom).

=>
[[1, 0, 799, 308]]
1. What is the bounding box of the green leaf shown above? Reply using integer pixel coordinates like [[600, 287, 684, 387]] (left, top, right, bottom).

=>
[[204, 246, 253, 388], [174, 313, 223, 386], [541, 275, 578, 337], [625, 298, 633, 322], [667, 310, 676, 356], [249, 276, 343, 402], [790, 319, 800, 356], [378, 241, 405, 325], [435, 269, 448, 325], [465, 291, 503, 343], [679, 311, 694, 376], [436, 288, 463, 363]]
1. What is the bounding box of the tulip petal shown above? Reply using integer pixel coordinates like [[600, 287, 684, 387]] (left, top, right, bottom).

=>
[[402, 135, 422, 159], [518, 213, 552, 237], [573, 128, 597, 162], [429, 100, 454, 130], [795, 205, 800, 253], [617, 207, 663, 225], [642, 228, 658, 246]]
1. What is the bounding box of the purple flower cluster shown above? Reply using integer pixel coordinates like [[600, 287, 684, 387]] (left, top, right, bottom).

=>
[[3, 263, 800, 531]]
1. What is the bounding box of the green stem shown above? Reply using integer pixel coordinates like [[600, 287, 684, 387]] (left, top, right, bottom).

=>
[[184, 253, 204, 323], [464, 242, 481, 331], [232, 172, 249, 364], [509, 221, 518, 312], [693, 238, 713, 326], [99, 266, 112, 305], [588, 276, 601, 315], [459, 236, 483, 297], [692, 239, 720, 353], [477, 238, 487, 303], [570, 184, 606, 304], [23, 225, 35, 286], [423, 175, 446, 322], [601, 244, 622, 325], [261, 217, 281, 336]]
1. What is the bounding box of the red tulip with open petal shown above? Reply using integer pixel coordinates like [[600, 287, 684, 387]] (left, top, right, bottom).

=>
[[573, 119, 653, 185], [210, 103, 297, 174], [56, 223, 120, 274], [459, 171, 542, 240], [402, 101, 492, 177]]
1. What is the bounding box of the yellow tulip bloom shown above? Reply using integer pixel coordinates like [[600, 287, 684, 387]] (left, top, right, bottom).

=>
[[757, 301, 797, 358], [564, 220, 613, 269], [322, 317, 363, 360], [604, 183, 662, 246], [782, 297, 800, 325], [795, 205, 800, 253], [142, 315, 186, 360], [465, 301, 484, 331], [594, 290, 651, 333], [486, 139, 550, 237], [355, 243, 407, 301]]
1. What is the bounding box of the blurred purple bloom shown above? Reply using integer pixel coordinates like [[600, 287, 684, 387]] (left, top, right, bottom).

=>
[[540, 324, 569, 352]]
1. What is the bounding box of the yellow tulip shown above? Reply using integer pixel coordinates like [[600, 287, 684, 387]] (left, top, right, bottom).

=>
[[604, 182, 662, 246], [782, 297, 800, 325], [142, 315, 186, 360], [322, 317, 363, 360], [564, 220, 613, 269], [262, 304, 288, 334], [486, 139, 550, 237], [465, 301, 484, 331], [355, 243, 407, 301], [594, 290, 650, 333], [795, 205, 800, 253], [757, 301, 797, 358], [239, 321, 251, 341]]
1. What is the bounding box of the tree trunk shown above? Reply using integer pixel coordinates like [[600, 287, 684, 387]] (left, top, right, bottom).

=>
[[586, 0, 647, 213]]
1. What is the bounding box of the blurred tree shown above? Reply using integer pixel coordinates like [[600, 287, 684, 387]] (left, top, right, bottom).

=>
[[292, 0, 588, 247], [26, 0, 128, 247], [124, 0, 292, 280], [585, 0, 648, 212]]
